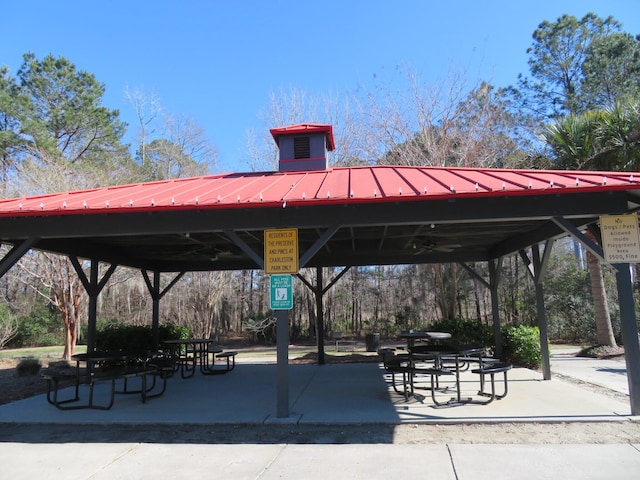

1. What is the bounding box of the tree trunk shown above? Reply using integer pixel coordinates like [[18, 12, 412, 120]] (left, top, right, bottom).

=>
[[586, 245, 617, 347], [434, 264, 458, 320], [55, 261, 83, 361], [60, 294, 80, 361], [62, 313, 77, 360]]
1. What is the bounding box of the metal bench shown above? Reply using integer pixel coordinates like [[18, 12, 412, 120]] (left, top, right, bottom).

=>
[[215, 351, 237, 372], [471, 362, 512, 404], [407, 366, 455, 405], [382, 355, 412, 401], [41, 355, 169, 410], [41, 367, 80, 408], [332, 332, 343, 351], [381, 350, 452, 402]]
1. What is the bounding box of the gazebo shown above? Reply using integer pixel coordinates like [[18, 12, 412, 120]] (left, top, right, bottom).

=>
[[1, 123, 639, 417]]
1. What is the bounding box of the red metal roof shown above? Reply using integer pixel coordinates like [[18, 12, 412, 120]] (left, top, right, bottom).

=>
[[269, 123, 335, 151], [0, 165, 638, 218]]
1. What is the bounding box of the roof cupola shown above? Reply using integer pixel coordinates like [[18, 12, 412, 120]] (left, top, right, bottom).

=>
[[269, 123, 335, 172]]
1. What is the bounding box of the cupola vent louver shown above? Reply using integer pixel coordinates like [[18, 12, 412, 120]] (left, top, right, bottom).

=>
[[294, 136, 311, 159]]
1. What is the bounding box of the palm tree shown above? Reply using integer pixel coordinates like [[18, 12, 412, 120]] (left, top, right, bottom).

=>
[[595, 99, 640, 170], [543, 98, 640, 347]]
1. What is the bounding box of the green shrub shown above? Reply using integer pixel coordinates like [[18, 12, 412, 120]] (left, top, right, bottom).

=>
[[78, 317, 112, 345], [96, 323, 189, 353], [9, 301, 63, 348], [429, 318, 494, 348], [501, 325, 542, 368], [16, 357, 42, 376]]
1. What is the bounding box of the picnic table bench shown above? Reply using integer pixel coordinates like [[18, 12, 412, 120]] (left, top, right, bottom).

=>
[[41, 351, 172, 410], [472, 361, 512, 404]]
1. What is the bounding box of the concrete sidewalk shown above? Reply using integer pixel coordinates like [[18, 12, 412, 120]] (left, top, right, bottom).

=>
[[2, 442, 640, 480], [550, 346, 630, 395], [1, 352, 639, 479]]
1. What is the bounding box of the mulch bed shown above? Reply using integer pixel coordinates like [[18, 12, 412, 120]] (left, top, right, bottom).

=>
[[0, 359, 52, 405], [290, 352, 379, 364]]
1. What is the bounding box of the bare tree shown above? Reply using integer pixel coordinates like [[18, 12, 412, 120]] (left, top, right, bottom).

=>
[[127, 88, 218, 180], [8, 155, 96, 358], [16, 250, 83, 358], [146, 114, 217, 179], [0, 311, 18, 348], [243, 86, 369, 171], [354, 68, 531, 322], [357, 67, 527, 168], [184, 271, 227, 340], [125, 86, 162, 175]]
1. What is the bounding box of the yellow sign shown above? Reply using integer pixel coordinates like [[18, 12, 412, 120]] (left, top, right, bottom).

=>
[[264, 228, 299, 274], [600, 214, 640, 263]]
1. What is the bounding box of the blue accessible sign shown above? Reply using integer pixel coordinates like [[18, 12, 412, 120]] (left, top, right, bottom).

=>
[[270, 274, 293, 310]]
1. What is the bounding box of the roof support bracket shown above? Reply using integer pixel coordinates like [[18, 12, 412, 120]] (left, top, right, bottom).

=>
[[552, 216, 605, 262], [224, 229, 264, 269], [141, 270, 186, 300], [322, 265, 351, 295], [0, 237, 39, 279], [458, 262, 490, 289], [519, 238, 554, 284], [71, 257, 117, 297], [296, 265, 351, 295], [299, 225, 341, 268]]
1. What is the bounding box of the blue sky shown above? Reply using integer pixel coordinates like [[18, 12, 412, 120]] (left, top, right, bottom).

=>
[[2, 1, 639, 172]]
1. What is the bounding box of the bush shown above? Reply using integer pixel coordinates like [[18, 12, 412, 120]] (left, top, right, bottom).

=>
[[78, 317, 113, 345], [393, 306, 419, 333], [96, 323, 189, 353], [429, 318, 494, 348], [501, 325, 542, 368], [429, 318, 543, 368], [16, 357, 42, 376], [9, 301, 63, 348]]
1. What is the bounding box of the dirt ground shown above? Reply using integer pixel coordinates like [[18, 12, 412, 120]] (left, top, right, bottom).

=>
[[2, 420, 640, 445], [0, 357, 60, 405], [1, 355, 640, 445]]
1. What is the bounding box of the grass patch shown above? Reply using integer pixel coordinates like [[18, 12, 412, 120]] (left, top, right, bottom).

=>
[[0, 345, 86, 361]]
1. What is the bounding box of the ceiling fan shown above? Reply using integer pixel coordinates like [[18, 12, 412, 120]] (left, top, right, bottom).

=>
[[412, 238, 462, 254], [175, 235, 241, 261]]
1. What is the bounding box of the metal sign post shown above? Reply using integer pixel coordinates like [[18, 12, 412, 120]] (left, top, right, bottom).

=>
[[264, 229, 298, 418], [276, 309, 289, 418], [270, 274, 293, 417]]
